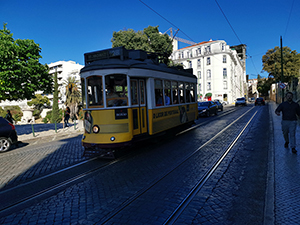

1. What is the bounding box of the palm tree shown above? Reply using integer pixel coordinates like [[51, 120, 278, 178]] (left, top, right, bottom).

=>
[[63, 76, 81, 120]]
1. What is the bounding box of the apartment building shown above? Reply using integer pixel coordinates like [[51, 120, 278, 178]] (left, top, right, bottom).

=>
[[171, 40, 247, 103], [44, 61, 83, 104]]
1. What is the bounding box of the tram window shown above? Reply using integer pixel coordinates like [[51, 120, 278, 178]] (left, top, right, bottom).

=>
[[140, 80, 145, 104], [155, 79, 163, 106], [131, 80, 138, 105], [185, 83, 191, 103], [164, 80, 171, 105], [81, 78, 86, 108], [105, 74, 128, 107], [87, 76, 103, 107], [178, 82, 184, 103], [172, 81, 179, 104], [190, 83, 196, 102]]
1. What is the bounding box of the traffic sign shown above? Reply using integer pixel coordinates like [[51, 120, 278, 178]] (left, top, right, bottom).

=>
[[279, 83, 286, 89]]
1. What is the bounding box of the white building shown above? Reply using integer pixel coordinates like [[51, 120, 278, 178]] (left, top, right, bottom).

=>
[[171, 40, 247, 103], [0, 60, 83, 110], [43, 61, 83, 105]]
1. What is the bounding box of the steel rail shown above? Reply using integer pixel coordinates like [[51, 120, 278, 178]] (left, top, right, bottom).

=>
[[0, 106, 254, 219], [97, 107, 257, 224], [164, 110, 258, 224]]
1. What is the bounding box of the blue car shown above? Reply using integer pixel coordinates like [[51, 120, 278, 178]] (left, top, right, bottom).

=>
[[198, 101, 218, 117]]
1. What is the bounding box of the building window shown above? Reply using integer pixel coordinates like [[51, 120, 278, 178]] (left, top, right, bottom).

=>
[[207, 69, 211, 80], [199, 83, 202, 91], [197, 59, 201, 68], [221, 43, 225, 51], [197, 71, 201, 79], [205, 46, 211, 53], [223, 68, 227, 79], [223, 55, 227, 63], [207, 82, 211, 90], [223, 81, 228, 89], [207, 57, 211, 65], [197, 48, 201, 55]]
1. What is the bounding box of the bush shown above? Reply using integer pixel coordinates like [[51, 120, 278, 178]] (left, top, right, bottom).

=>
[[0, 106, 23, 121], [43, 109, 63, 124]]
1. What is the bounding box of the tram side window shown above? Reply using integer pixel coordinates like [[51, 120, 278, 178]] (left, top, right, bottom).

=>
[[185, 83, 191, 103], [190, 83, 196, 102], [178, 82, 185, 103], [105, 74, 128, 107], [131, 80, 138, 105], [164, 80, 171, 105], [81, 78, 86, 108], [172, 81, 179, 104], [155, 79, 164, 106], [87, 76, 103, 107]]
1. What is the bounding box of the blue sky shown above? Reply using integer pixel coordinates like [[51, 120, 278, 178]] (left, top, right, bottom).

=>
[[1, 0, 299, 79]]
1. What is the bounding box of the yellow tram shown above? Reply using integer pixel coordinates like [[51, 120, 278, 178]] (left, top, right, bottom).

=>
[[80, 47, 197, 155]]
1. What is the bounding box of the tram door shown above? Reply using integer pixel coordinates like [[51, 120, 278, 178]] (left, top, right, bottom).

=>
[[131, 79, 147, 136]]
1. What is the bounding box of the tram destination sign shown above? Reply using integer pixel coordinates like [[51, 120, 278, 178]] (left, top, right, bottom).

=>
[[84, 47, 128, 64]]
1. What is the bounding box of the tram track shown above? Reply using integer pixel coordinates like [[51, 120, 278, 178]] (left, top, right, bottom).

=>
[[96, 107, 258, 224], [0, 105, 258, 221]]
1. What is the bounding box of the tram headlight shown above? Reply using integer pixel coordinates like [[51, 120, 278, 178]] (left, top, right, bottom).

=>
[[92, 125, 100, 133], [110, 136, 115, 141]]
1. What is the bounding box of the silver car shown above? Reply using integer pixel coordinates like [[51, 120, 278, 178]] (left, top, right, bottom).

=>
[[235, 97, 247, 106]]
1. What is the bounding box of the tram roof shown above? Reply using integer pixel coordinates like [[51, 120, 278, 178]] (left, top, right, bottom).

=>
[[81, 47, 195, 78]]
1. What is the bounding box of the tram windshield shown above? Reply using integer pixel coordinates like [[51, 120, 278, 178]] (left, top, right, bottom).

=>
[[87, 76, 103, 107], [105, 74, 128, 107]]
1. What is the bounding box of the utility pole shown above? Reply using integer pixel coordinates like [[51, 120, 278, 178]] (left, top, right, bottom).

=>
[[280, 36, 284, 103]]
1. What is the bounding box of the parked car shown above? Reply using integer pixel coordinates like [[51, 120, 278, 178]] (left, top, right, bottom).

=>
[[255, 97, 265, 106], [198, 101, 218, 117], [213, 100, 224, 111], [249, 97, 255, 102], [235, 97, 247, 106], [0, 117, 18, 152]]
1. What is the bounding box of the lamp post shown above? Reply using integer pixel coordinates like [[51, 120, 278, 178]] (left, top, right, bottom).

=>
[[280, 36, 284, 103]]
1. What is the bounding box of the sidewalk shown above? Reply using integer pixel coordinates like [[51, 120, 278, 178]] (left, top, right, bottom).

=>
[[15, 120, 84, 143], [265, 101, 300, 224]]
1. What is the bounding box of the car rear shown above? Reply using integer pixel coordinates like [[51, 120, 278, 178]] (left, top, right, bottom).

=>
[[0, 117, 18, 152]]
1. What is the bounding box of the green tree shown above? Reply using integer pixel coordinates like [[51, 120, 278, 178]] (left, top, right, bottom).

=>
[[64, 76, 81, 120], [262, 46, 300, 82], [27, 94, 50, 111], [51, 71, 60, 123], [111, 26, 173, 64], [0, 23, 53, 101], [257, 75, 274, 96]]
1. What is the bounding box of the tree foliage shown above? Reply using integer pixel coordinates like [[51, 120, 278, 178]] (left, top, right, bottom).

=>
[[257, 75, 274, 96], [64, 76, 81, 120], [262, 46, 300, 82], [0, 23, 53, 101], [27, 94, 50, 111], [111, 26, 173, 63]]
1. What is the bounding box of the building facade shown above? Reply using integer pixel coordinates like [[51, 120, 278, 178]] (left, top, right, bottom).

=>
[[43, 61, 83, 105], [171, 40, 246, 103], [0, 60, 83, 110]]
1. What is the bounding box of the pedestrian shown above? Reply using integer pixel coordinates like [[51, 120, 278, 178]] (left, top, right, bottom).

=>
[[5, 110, 15, 124], [275, 91, 300, 154], [64, 107, 70, 127]]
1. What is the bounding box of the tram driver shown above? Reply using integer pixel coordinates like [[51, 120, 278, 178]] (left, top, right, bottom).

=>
[[106, 86, 119, 106]]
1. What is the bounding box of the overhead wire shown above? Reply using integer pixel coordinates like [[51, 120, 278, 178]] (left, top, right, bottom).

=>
[[284, 0, 295, 38], [215, 0, 261, 76], [139, 0, 196, 43]]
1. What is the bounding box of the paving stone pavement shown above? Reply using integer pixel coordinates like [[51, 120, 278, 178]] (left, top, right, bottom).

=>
[[15, 120, 84, 144], [267, 101, 300, 225]]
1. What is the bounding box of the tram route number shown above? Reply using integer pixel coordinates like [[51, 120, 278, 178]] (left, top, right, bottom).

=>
[[153, 109, 179, 119]]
